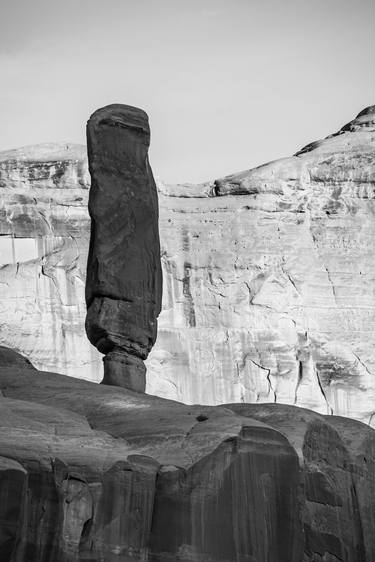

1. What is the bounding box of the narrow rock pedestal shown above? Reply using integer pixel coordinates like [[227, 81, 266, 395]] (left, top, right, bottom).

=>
[[85, 104, 162, 392]]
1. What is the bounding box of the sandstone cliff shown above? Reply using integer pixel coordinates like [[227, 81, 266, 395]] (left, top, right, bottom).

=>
[[0, 107, 374, 422], [1, 346, 375, 561], [0, 143, 101, 381]]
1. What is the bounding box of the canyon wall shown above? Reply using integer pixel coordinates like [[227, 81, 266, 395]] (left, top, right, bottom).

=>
[[0, 107, 374, 423], [1, 346, 375, 561], [0, 143, 102, 381]]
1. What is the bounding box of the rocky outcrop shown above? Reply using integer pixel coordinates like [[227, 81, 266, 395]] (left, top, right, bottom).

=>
[[148, 106, 375, 423], [85, 105, 162, 391], [0, 346, 375, 561], [0, 107, 374, 422], [0, 143, 102, 381], [2, 106, 375, 561]]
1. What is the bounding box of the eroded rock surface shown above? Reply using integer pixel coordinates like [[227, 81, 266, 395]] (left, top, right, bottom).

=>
[[85, 104, 162, 391], [0, 107, 374, 421], [149, 106, 375, 423], [0, 346, 374, 561], [0, 143, 102, 381]]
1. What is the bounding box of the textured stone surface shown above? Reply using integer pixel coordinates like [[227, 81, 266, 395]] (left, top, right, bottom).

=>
[[148, 106, 375, 423], [0, 143, 102, 381], [0, 107, 374, 421], [85, 104, 162, 391], [1, 346, 375, 561]]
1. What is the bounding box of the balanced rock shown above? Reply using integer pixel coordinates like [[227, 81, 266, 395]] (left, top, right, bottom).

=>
[[85, 105, 162, 392]]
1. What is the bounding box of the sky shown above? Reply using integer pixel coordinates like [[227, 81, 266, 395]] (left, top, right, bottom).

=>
[[0, 0, 374, 183]]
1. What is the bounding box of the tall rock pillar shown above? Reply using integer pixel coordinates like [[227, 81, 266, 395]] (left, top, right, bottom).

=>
[[85, 104, 162, 392]]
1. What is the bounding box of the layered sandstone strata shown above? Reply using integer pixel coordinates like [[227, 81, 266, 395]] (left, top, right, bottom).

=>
[[0, 107, 374, 422], [85, 105, 162, 392], [0, 143, 101, 381], [149, 106, 375, 423], [1, 346, 375, 561]]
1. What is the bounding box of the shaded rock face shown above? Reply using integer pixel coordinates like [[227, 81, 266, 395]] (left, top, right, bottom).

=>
[[1, 346, 375, 561], [0, 107, 374, 422], [85, 104, 162, 392]]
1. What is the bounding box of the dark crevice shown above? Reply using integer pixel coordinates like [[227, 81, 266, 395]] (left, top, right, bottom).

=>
[[79, 517, 94, 552], [250, 358, 277, 402], [86, 291, 135, 309], [315, 368, 333, 415], [99, 118, 148, 134], [212, 181, 220, 196], [294, 361, 303, 404]]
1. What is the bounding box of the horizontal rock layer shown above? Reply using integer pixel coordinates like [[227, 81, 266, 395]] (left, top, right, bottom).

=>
[[1, 346, 375, 561], [0, 107, 374, 422]]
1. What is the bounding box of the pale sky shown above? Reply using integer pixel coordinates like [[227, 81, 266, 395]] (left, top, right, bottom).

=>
[[0, 0, 374, 183]]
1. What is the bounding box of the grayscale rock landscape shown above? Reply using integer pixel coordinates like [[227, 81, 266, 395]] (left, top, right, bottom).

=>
[[0, 106, 374, 422], [1, 103, 375, 561]]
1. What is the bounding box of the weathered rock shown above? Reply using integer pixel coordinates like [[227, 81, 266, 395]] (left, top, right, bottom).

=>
[[148, 105, 375, 423], [0, 107, 374, 422], [85, 104, 162, 392], [228, 403, 375, 561], [0, 346, 375, 561], [0, 143, 101, 381]]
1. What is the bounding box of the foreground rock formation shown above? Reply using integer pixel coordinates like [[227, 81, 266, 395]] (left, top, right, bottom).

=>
[[0, 107, 374, 422], [1, 346, 375, 561], [85, 105, 162, 391]]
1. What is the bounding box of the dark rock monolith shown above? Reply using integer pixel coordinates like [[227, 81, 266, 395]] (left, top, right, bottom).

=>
[[85, 104, 162, 392]]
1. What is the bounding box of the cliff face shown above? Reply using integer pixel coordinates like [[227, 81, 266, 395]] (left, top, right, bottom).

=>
[[151, 106, 375, 423], [1, 346, 375, 562], [0, 107, 374, 422], [0, 143, 102, 381]]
